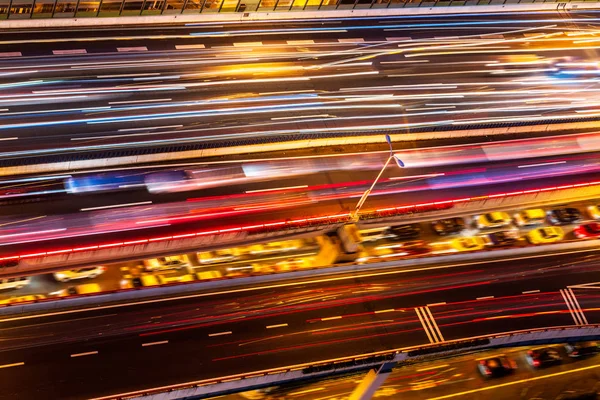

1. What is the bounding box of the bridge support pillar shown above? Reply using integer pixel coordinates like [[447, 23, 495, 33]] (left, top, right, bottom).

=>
[[349, 361, 397, 400]]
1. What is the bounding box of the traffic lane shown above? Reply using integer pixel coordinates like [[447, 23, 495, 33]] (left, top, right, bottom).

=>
[[4, 165, 600, 257], [569, 289, 600, 325], [3, 250, 600, 353]]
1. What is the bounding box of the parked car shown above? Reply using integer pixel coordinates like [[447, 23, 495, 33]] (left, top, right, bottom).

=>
[[526, 227, 564, 244], [53, 266, 106, 282], [452, 237, 486, 252], [525, 347, 562, 368], [547, 207, 582, 225], [387, 224, 421, 240], [144, 255, 189, 272], [476, 212, 512, 229], [55, 283, 102, 297], [514, 209, 546, 227], [0, 294, 46, 305], [431, 218, 465, 236], [0, 276, 30, 291], [565, 342, 599, 357], [481, 230, 520, 247], [574, 222, 600, 239], [477, 355, 517, 378]]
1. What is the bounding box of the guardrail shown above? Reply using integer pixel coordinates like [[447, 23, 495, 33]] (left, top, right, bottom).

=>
[[91, 324, 600, 400]]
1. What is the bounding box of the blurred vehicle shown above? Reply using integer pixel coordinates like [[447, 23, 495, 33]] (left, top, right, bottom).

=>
[[565, 342, 599, 357], [123, 273, 195, 288], [587, 205, 600, 220], [0, 276, 30, 291], [387, 224, 421, 240], [372, 240, 429, 259], [144, 255, 189, 272], [358, 227, 392, 243], [0, 294, 46, 305], [431, 218, 465, 236], [53, 266, 105, 282], [476, 212, 512, 229], [526, 226, 565, 244], [65, 172, 145, 194], [547, 207, 582, 225], [514, 209, 546, 227], [197, 250, 237, 265], [526, 347, 562, 368], [196, 270, 223, 280], [477, 355, 517, 378], [56, 283, 102, 297], [336, 225, 362, 254], [452, 237, 486, 252], [481, 230, 519, 247], [574, 222, 600, 239]]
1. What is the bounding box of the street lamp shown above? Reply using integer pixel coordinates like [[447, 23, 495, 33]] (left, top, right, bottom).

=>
[[351, 135, 404, 221]]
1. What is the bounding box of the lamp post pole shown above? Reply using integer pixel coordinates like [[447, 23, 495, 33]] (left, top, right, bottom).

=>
[[351, 135, 404, 221]]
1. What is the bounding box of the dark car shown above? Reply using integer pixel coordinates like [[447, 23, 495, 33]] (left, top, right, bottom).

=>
[[483, 230, 519, 247], [477, 355, 517, 378], [525, 347, 562, 368], [574, 222, 600, 239], [431, 217, 465, 236], [548, 208, 582, 225], [387, 224, 421, 240], [565, 342, 599, 357]]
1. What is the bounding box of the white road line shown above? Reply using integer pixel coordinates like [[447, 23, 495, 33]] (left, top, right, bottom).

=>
[[246, 185, 307, 194], [142, 340, 169, 347], [80, 201, 152, 212], [523, 290, 541, 294], [338, 38, 365, 43], [119, 125, 182, 132], [53, 49, 87, 55], [518, 161, 566, 169], [208, 331, 232, 337], [0, 137, 18, 141], [0, 362, 24, 369], [415, 308, 435, 344], [374, 309, 395, 314], [286, 40, 314, 45], [560, 289, 583, 326], [71, 351, 98, 358], [321, 316, 341, 321], [0, 52, 21, 57], [117, 47, 148, 52], [424, 306, 445, 342], [266, 323, 288, 329], [427, 302, 447, 307], [385, 37, 412, 41], [109, 98, 171, 105], [233, 42, 262, 47], [567, 288, 588, 325], [476, 296, 494, 300], [175, 44, 205, 49]]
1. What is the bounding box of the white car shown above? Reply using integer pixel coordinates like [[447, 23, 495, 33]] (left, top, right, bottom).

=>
[[0, 276, 30, 291], [53, 266, 106, 282]]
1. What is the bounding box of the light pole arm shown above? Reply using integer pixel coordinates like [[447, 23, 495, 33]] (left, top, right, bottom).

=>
[[351, 155, 393, 221]]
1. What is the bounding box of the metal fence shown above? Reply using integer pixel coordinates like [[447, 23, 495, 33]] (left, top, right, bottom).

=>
[[0, 0, 595, 20]]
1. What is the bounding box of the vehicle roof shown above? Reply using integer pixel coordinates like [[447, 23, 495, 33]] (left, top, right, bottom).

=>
[[522, 209, 545, 218]]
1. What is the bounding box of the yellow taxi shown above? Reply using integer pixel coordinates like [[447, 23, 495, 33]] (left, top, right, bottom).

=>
[[526, 227, 564, 244], [513, 209, 546, 227], [588, 205, 600, 220], [452, 236, 487, 252], [477, 212, 512, 229], [0, 294, 46, 305]]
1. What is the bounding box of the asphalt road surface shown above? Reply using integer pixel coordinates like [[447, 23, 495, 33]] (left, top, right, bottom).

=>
[[1, 251, 600, 399]]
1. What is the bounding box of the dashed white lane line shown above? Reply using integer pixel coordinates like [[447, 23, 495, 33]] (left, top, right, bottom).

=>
[[0, 137, 18, 141], [374, 309, 395, 314], [338, 38, 365, 43], [80, 201, 152, 212], [53, 49, 87, 55], [142, 340, 169, 347], [523, 290, 541, 294], [476, 296, 495, 300], [233, 42, 262, 47], [321, 316, 342, 321], [266, 323, 288, 329], [427, 302, 447, 307], [385, 37, 412, 41], [287, 40, 314, 45], [246, 185, 307, 194], [175, 44, 205, 49], [71, 351, 98, 358], [0, 362, 24, 369], [0, 52, 21, 57], [208, 331, 232, 337], [117, 46, 148, 52]]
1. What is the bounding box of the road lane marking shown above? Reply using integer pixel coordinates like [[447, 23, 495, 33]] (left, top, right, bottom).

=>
[[518, 161, 567, 169], [374, 309, 395, 314], [523, 290, 540, 294], [427, 302, 447, 307], [175, 44, 205, 49], [0, 362, 24, 369], [338, 38, 365, 43], [476, 296, 494, 300], [560, 289, 584, 325], [142, 340, 168, 347], [424, 306, 445, 342], [0, 52, 21, 57], [117, 46, 148, 52], [208, 331, 232, 337], [108, 98, 171, 105], [566, 288, 588, 324], [0, 137, 17, 141], [415, 308, 435, 344], [288, 387, 325, 396], [53, 49, 87, 55], [417, 364, 449, 372], [286, 40, 314, 45], [428, 363, 600, 400], [321, 316, 342, 321], [80, 201, 153, 212], [266, 323, 288, 329], [233, 42, 262, 47], [246, 185, 308, 194], [71, 351, 98, 358]]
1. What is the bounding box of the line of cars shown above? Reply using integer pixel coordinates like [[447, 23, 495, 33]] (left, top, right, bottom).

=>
[[478, 342, 599, 378]]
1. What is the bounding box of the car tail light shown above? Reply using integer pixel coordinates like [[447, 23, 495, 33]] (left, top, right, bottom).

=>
[[533, 360, 540, 367], [572, 351, 578, 355], [527, 351, 533, 355]]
